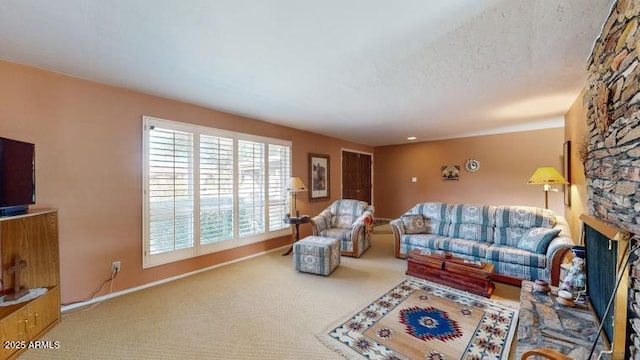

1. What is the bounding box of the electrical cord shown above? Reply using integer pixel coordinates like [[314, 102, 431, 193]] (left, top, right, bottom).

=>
[[61, 269, 119, 316]]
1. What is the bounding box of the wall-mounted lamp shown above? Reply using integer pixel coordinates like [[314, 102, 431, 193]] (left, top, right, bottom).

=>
[[286, 177, 307, 217], [527, 166, 568, 209]]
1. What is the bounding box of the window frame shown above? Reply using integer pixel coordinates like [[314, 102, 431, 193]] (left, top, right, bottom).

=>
[[142, 116, 291, 268]]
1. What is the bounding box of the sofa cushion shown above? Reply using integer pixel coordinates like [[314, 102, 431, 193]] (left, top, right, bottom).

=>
[[401, 234, 448, 252], [401, 215, 428, 234], [446, 223, 494, 242], [449, 204, 496, 226], [426, 221, 449, 236], [494, 206, 556, 228], [320, 228, 348, 240], [438, 238, 491, 258], [493, 206, 557, 246], [332, 199, 368, 216], [331, 215, 356, 229], [407, 202, 450, 235], [412, 202, 450, 221], [491, 262, 547, 282], [330, 200, 368, 229], [320, 228, 352, 252], [485, 245, 546, 267], [494, 227, 529, 247], [516, 227, 561, 254], [443, 205, 495, 242]]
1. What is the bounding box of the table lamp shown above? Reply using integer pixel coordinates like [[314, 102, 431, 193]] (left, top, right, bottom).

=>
[[527, 166, 568, 209], [287, 177, 307, 217]]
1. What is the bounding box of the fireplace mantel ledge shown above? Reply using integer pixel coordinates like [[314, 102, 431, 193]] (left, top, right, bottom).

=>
[[580, 214, 630, 242]]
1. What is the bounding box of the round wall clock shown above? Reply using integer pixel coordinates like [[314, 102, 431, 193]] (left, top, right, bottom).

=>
[[465, 159, 480, 172]]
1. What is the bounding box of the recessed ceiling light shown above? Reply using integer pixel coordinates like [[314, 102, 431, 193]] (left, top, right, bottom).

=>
[[407, 136, 417, 141]]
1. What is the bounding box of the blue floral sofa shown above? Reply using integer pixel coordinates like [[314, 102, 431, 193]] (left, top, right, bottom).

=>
[[311, 199, 374, 257], [390, 202, 573, 285]]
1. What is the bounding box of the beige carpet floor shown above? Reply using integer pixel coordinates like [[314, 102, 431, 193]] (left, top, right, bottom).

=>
[[22, 225, 520, 359]]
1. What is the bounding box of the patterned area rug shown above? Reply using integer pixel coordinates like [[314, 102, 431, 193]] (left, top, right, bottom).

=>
[[317, 277, 518, 360]]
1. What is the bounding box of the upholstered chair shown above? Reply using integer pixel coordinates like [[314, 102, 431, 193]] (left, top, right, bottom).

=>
[[310, 199, 374, 257]]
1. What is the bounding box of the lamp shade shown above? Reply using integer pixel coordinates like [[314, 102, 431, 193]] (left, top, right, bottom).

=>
[[527, 167, 568, 185], [287, 177, 307, 193]]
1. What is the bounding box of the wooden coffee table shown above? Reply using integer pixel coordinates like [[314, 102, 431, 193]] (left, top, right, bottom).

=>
[[406, 249, 495, 298]]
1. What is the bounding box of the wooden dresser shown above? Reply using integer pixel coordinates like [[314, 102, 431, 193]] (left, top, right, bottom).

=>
[[0, 210, 60, 359]]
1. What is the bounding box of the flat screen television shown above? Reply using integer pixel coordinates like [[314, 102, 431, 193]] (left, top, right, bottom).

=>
[[0, 137, 35, 216]]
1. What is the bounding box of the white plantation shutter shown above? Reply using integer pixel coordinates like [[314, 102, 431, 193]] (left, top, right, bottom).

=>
[[144, 121, 195, 264], [143, 116, 291, 267], [268, 144, 290, 231], [200, 134, 234, 244], [238, 140, 265, 237]]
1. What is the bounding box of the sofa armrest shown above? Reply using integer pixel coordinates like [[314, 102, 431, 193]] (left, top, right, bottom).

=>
[[390, 218, 405, 258], [311, 209, 332, 235], [546, 234, 573, 286], [353, 209, 374, 227], [351, 208, 374, 246]]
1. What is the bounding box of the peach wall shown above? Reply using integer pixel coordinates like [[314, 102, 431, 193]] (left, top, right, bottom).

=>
[[0, 60, 372, 303], [563, 93, 587, 240], [374, 128, 567, 223]]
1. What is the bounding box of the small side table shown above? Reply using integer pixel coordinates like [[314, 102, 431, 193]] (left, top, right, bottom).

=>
[[282, 215, 310, 256]]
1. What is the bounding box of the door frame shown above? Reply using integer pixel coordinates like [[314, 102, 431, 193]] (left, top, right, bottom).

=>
[[341, 148, 374, 205]]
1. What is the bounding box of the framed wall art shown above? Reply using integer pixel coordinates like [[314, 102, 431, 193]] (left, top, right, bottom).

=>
[[309, 153, 330, 201], [563, 141, 571, 206], [441, 165, 460, 181]]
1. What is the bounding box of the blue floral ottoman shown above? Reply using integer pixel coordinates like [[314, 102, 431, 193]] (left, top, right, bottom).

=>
[[293, 236, 340, 276]]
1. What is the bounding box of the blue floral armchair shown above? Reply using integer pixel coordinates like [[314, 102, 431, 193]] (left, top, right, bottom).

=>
[[310, 199, 374, 257]]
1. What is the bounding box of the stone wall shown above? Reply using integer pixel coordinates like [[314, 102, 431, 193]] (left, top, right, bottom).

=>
[[584, 2, 640, 358], [584, 0, 640, 235]]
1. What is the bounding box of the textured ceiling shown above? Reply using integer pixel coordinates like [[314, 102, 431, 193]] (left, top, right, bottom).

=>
[[0, 0, 614, 146]]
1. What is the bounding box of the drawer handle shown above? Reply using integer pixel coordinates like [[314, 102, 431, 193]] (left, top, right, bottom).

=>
[[30, 312, 38, 328], [18, 319, 28, 335]]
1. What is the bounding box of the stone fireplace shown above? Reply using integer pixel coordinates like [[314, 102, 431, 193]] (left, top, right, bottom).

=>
[[582, 1, 640, 358]]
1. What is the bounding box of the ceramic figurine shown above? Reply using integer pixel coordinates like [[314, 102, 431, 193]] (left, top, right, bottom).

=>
[[560, 257, 586, 299]]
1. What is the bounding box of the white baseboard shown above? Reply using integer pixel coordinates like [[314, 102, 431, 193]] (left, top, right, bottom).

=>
[[61, 245, 289, 312]]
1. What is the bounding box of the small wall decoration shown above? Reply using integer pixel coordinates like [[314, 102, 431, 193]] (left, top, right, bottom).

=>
[[309, 153, 330, 201], [441, 165, 460, 181], [464, 159, 480, 172], [563, 141, 571, 206]]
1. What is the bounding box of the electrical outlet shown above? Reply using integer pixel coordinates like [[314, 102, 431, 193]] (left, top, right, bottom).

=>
[[112, 261, 121, 273]]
